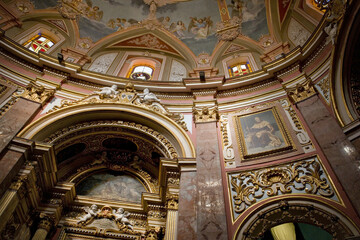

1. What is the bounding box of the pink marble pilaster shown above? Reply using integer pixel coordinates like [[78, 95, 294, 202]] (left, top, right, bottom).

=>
[[177, 171, 197, 239], [0, 98, 40, 153], [196, 122, 228, 239], [297, 95, 360, 215]]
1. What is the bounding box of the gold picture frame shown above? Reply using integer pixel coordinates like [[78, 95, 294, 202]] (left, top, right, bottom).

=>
[[235, 107, 293, 159]]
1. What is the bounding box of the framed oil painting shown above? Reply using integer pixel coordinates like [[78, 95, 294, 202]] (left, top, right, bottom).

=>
[[235, 107, 293, 159]]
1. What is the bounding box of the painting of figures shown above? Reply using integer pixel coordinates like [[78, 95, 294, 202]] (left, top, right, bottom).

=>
[[236, 108, 292, 158], [76, 172, 147, 203]]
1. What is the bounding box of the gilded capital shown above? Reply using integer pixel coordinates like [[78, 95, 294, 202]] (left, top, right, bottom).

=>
[[285, 77, 317, 104], [166, 194, 179, 210], [15, 81, 55, 106], [193, 105, 219, 123]]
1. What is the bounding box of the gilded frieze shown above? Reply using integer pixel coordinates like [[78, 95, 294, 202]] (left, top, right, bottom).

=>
[[315, 77, 331, 104], [280, 99, 315, 152], [220, 114, 236, 168], [227, 156, 339, 221]]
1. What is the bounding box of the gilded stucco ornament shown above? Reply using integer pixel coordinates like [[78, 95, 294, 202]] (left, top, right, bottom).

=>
[[285, 77, 317, 103], [76, 205, 134, 233], [46, 83, 188, 131], [15, 81, 54, 106], [228, 157, 337, 217], [193, 105, 219, 123], [220, 115, 235, 168]]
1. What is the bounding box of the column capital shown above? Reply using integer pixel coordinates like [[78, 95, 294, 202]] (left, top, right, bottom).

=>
[[15, 81, 55, 106], [285, 76, 317, 104], [192, 105, 219, 123]]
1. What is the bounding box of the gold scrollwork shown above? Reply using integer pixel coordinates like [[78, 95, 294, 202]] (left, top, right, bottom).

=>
[[285, 76, 317, 104], [229, 157, 336, 215], [192, 105, 219, 123]]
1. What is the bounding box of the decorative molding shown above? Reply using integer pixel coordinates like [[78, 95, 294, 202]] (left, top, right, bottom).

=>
[[285, 77, 317, 103], [14, 81, 54, 106], [280, 99, 315, 152], [220, 114, 235, 168], [241, 200, 353, 239], [228, 156, 338, 220], [216, 17, 242, 41], [315, 77, 330, 104], [44, 120, 178, 159], [46, 83, 188, 132], [192, 105, 219, 123]]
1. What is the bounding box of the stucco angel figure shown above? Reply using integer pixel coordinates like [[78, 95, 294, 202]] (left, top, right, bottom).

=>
[[113, 208, 133, 230], [94, 85, 118, 97], [77, 204, 100, 224], [139, 88, 160, 103]]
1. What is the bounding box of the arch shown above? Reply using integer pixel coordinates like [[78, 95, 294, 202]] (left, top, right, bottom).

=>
[[17, 102, 196, 158], [234, 198, 360, 240], [331, 1, 360, 127]]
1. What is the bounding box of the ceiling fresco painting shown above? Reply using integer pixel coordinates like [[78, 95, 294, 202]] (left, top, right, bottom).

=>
[[28, 0, 269, 56], [226, 0, 269, 40]]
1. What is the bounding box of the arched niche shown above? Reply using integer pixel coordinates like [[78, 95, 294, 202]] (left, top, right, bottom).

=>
[[234, 198, 360, 240], [331, 1, 360, 127], [72, 168, 152, 204], [17, 102, 196, 158]]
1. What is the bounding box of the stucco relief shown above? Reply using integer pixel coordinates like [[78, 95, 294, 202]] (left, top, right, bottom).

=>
[[169, 60, 186, 82], [88, 53, 118, 74], [288, 18, 311, 47]]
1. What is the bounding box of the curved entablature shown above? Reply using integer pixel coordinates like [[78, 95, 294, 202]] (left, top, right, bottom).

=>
[[0, 12, 329, 93], [17, 88, 196, 158]]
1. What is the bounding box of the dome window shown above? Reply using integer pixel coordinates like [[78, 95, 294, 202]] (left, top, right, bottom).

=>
[[23, 33, 55, 53], [129, 65, 154, 80], [228, 62, 252, 77]]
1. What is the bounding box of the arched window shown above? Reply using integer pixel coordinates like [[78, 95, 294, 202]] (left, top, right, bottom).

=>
[[23, 34, 55, 53], [313, 0, 331, 10], [228, 62, 252, 77], [127, 64, 154, 80]]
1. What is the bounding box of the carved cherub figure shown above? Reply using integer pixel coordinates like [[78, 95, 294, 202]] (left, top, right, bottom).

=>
[[94, 85, 118, 97], [112, 208, 133, 230], [77, 204, 99, 224], [139, 88, 160, 103]]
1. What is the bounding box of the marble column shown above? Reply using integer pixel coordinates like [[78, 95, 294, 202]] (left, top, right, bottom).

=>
[[297, 94, 360, 214], [31, 218, 52, 240], [195, 121, 228, 239]]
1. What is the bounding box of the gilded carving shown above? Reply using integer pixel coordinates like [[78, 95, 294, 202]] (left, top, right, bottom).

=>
[[166, 194, 179, 210], [145, 226, 162, 240], [326, 0, 347, 22], [315, 77, 330, 104], [76, 205, 134, 233], [228, 157, 338, 219], [47, 83, 188, 132], [220, 115, 235, 168], [285, 77, 317, 103], [280, 99, 315, 152], [193, 105, 219, 123], [14, 81, 54, 106]]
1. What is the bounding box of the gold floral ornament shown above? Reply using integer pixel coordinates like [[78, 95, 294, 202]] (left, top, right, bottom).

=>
[[14, 81, 55, 106], [285, 77, 317, 104], [228, 157, 337, 217], [193, 105, 219, 123]]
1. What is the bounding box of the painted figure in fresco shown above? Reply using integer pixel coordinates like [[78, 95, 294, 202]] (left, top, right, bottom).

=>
[[188, 17, 212, 39], [113, 208, 133, 230], [77, 204, 100, 224], [245, 117, 282, 149], [95, 85, 118, 96], [170, 21, 186, 38], [228, 0, 244, 19]]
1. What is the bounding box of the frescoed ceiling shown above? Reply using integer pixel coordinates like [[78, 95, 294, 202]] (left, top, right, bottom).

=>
[[27, 0, 271, 55]]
